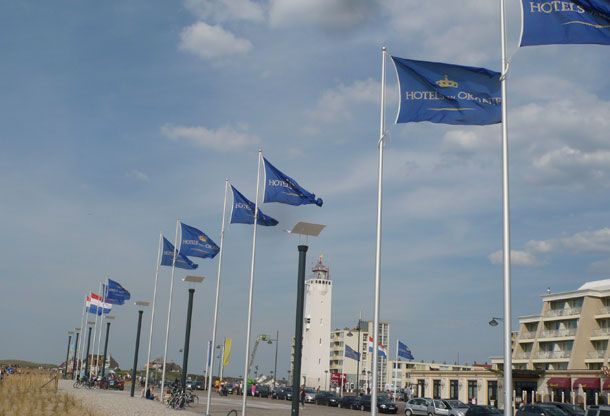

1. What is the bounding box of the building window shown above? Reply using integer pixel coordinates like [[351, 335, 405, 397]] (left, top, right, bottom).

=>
[[467, 380, 477, 402], [450, 380, 459, 400], [488, 381, 498, 407], [433, 380, 441, 399], [418, 379, 426, 397]]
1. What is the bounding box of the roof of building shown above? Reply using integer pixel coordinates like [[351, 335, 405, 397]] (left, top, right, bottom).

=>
[[578, 279, 610, 291]]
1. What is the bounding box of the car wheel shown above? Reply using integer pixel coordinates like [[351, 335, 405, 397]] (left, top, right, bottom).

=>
[[406, 411, 413, 416], [361, 405, 366, 411], [338, 403, 342, 408]]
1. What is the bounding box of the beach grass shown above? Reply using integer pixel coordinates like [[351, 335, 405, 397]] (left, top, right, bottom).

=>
[[0, 371, 98, 416]]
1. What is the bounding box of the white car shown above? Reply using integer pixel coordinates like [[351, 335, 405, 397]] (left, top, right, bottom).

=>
[[406, 398, 433, 416]]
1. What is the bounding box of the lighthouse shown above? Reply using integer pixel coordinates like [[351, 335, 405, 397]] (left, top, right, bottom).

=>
[[301, 255, 332, 389]]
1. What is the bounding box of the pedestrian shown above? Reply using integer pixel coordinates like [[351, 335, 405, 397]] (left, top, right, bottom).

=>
[[300, 385, 306, 408], [251, 382, 256, 397]]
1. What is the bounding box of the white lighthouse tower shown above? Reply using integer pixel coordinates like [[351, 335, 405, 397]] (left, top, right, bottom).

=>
[[301, 255, 332, 389]]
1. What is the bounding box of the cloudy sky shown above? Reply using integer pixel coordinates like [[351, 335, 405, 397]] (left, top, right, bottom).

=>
[[2, 0, 610, 379]]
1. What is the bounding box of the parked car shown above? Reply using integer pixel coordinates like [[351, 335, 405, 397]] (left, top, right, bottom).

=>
[[272, 387, 286, 399], [428, 399, 451, 416], [465, 406, 503, 416], [304, 388, 317, 403], [285, 387, 293, 401], [339, 395, 360, 409], [378, 397, 399, 414], [444, 400, 470, 416], [585, 405, 610, 416], [226, 383, 234, 394], [314, 391, 339, 406], [255, 385, 271, 398], [516, 405, 567, 416], [353, 395, 372, 411], [543, 403, 585, 416], [406, 398, 433, 416]]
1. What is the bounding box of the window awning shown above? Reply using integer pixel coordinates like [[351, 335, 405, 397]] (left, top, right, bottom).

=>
[[573, 378, 601, 390], [547, 377, 571, 390]]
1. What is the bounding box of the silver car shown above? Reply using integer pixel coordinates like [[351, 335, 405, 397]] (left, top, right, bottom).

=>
[[443, 400, 469, 416], [428, 400, 450, 416], [406, 398, 433, 416]]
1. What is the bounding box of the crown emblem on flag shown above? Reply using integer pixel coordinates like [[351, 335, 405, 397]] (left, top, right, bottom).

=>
[[436, 74, 458, 88], [198, 235, 207, 242]]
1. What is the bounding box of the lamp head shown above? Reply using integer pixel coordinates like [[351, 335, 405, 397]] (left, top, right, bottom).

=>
[[489, 318, 499, 327]]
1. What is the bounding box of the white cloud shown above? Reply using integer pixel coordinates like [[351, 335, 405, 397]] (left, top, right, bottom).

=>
[[184, 0, 265, 23], [441, 129, 500, 155], [533, 147, 610, 183], [269, 0, 376, 29], [490, 228, 610, 267], [161, 123, 259, 152], [308, 78, 379, 122], [179, 22, 252, 59], [126, 170, 150, 183], [488, 250, 540, 266]]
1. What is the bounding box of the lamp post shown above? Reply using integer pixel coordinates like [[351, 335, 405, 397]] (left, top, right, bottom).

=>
[[84, 321, 95, 379], [131, 301, 149, 397], [65, 331, 74, 379], [347, 320, 363, 395], [288, 222, 325, 416], [324, 370, 329, 391], [101, 316, 114, 378], [72, 328, 80, 379], [181, 276, 205, 392]]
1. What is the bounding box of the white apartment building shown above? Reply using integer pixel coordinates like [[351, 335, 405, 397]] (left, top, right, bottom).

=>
[[301, 256, 332, 389]]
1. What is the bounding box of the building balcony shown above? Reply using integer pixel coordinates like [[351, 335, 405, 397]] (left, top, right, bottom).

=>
[[535, 351, 571, 359], [591, 329, 610, 337], [546, 308, 581, 317], [514, 352, 531, 359], [587, 351, 606, 359], [598, 307, 610, 315], [539, 329, 577, 338]]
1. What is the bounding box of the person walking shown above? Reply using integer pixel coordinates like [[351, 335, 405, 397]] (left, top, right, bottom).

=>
[[300, 385, 306, 408]]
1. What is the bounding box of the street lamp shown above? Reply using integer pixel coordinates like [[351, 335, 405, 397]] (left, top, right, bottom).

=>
[[489, 317, 503, 327], [72, 328, 81, 380], [131, 301, 150, 397], [65, 331, 74, 379], [84, 321, 96, 379], [324, 370, 329, 391], [347, 319, 364, 395], [101, 315, 115, 378], [181, 275, 205, 392], [289, 222, 325, 416]]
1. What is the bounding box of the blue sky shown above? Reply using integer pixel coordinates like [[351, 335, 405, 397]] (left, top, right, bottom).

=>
[[2, 0, 610, 379]]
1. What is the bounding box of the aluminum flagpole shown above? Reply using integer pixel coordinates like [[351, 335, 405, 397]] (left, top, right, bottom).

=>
[[144, 232, 163, 396], [371, 45, 387, 416], [241, 149, 263, 416], [79, 296, 89, 377], [393, 340, 398, 402], [92, 282, 101, 376], [206, 179, 229, 416], [75, 298, 87, 381], [160, 219, 180, 402], [95, 281, 107, 375], [499, 2, 513, 416]]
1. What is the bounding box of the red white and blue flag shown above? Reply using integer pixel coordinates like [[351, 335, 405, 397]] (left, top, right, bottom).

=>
[[368, 336, 387, 358], [86, 293, 112, 315]]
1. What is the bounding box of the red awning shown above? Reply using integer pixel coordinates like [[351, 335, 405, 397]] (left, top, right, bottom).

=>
[[603, 380, 610, 390], [547, 377, 571, 390], [573, 378, 601, 390]]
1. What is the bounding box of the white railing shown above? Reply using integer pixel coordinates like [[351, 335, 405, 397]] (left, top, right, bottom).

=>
[[598, 306, 610, 315], [514, 352, 531, 359], [546, 308, 582, 317], [591, 328, 610, 337], [536, 351, 571, 359], [520, 332, 537, 339], [540, 329, 577, 338]]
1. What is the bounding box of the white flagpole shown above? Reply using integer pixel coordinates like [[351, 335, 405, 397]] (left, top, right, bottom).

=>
[[75, 298, 87, 381], [393, 340, 398, 402], [371, 45, 387, 416], [241, 149, 263, 416], [204, 340, 211, 389], [500, 2, 513, 416], [95, 281, 107, 375], [91, 282, 101, 376], [79, 295, 90, 377], [144, 232, 163, 396], [341, 344, 345, 397], [160, 219, 180, 402], [206, 179, 229, 416]]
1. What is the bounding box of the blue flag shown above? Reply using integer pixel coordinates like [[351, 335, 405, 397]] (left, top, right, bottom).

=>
[[180, 222, 220, 259], [520, 0, 610, 46], [230, 186, 278, 227], [397, 341, 414, 360], [345, 345, 360, 361], [392, 56, 502, 126], [105, 279, 131, 305], [161, 237, 198, 270], [263, 158, 323, 207]]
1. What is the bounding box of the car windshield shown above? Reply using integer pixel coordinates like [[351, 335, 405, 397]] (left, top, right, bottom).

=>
[[305, 388, 316, 393], [446, 400, 469, 409], [541, 406, 568, 416]]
